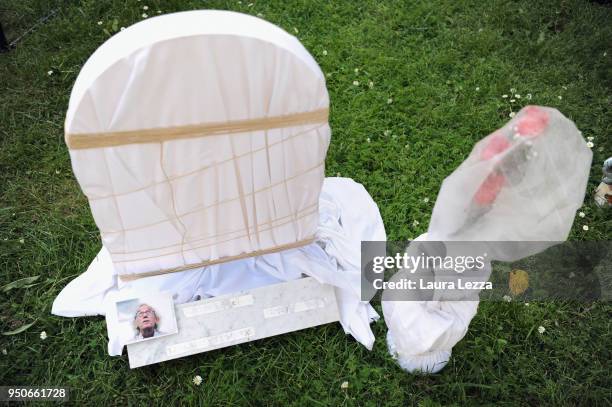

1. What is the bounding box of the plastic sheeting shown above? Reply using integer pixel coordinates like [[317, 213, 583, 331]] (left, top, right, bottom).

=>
[[383, 106, 592, 373], [65, 10, 330, 279], [52, 177, 385, 356]]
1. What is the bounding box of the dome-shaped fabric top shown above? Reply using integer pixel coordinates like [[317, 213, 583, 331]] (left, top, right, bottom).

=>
[[65, 10, 330, 280]]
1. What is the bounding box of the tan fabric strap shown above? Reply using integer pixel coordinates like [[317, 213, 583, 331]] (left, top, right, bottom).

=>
[[118, 237, 315, 281], [66, 108, 329, 149]]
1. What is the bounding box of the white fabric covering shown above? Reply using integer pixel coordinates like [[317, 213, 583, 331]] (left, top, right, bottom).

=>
[[65, 10, 330, 278], [52, 178, 385, 355], [383, 106, 592, 373]]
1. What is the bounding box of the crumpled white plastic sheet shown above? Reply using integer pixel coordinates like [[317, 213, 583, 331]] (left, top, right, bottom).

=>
[[383, 106, 592, 373], [52, 177, 385, 356]]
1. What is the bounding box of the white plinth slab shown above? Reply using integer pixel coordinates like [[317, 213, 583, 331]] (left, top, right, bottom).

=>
[[127, 276, 340, 368]]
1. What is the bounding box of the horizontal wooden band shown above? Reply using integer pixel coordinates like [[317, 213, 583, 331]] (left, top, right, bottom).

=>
[[118, 237, 315, 282], [66, 108, 329, 150]]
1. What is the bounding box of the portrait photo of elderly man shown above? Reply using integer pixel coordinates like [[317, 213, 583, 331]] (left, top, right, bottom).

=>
[[133, 304, 167, 340]]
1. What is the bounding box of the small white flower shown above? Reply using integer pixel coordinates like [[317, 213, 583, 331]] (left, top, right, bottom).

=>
[[97, 21, 103, 26], [569, 271, 576, 278], [322, 50, 328, 56], [537, 326, 545, 334], [475, 87, 480, 91], [578, 211, 585, 218], [55, 169, 60, 174], [143, 5, 148, 10], [509, 112, 516, 118], [412, 220, 419, 227], [142, 13, 148, 18], [40, 331, 47, 340], [525, 303, 530, 307], [423, 197, 429, 203], [293, 27, 298, 33], [586, 141, 594, 148], [502, 94, 508, 98], [47, 70, 53, 76], [583, 225, 589, 231], [562, 85, 567, 90], [352, 80, 359, 86], [503, 295, 512, 302], [557, 95, 562, 100], [120, 27, 126, 31], [368, 81, 374, 89], [157, 10, 162, 14], [604, 52, 608, 57], [526, 93, 532, 100], [366, 137, 371, 143], [510, 88, 516, 93], [19, 238, 24, 244], [404, 144, 409, 149], [383, 130, 391, 137], [587, 136, 594, 141], [248, 2, 254, 6], [387, 98, 393, 104], [256, 13, 263, 17], [341, 381, 349, 389], [354, 68, 359, 73], [193, 375, 202, 386], [1, 349, 6, 355], [515, 94, 521, 98]]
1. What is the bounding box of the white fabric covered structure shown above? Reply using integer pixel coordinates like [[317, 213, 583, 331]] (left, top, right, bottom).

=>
[[65, 10, 330, 280], [54, 11, 384, 357], [383, 106, 592, 373]]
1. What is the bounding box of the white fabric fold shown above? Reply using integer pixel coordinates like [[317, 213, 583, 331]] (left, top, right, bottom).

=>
[[52, 177, 385, 355]]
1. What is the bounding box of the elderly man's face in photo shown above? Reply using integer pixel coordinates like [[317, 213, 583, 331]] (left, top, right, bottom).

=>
[[135, 304, 158, 338]]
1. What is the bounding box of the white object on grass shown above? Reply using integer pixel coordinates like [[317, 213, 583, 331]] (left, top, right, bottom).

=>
[[383, 106, 592, 374], [55, 11, 385, 359]]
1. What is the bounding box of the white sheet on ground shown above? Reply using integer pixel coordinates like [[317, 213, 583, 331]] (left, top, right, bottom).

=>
[[52, 177, 385, 356]]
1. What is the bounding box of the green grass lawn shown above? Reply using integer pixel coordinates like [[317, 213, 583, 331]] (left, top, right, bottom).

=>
[[1, 0, 611, 405]]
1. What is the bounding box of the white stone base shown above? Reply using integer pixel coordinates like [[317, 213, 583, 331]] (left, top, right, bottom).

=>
[[127, 277, 340, 368]]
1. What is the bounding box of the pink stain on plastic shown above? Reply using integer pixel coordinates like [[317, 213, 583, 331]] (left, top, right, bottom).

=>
[[474, 172, 506, 205], [480, 131, 511, 160], [517, 106, 549, 137]]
